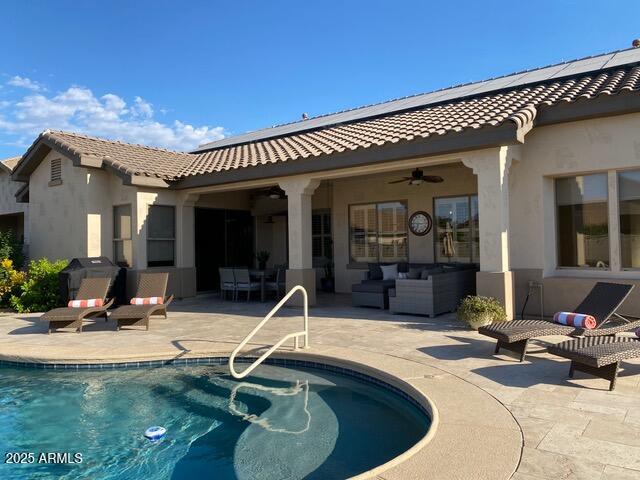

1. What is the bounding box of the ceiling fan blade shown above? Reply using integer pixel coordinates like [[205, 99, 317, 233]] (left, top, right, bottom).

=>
[[424, 176, 444, 183], [388, 178, 411, 184]]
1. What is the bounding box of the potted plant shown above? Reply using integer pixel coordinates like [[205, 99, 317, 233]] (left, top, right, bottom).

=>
[[255, 250, 270, 270], [457, 295, 507, 330], [320, 261, 335, 292]]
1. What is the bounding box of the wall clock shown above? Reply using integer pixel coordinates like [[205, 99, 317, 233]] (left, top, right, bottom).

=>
[[409, 211, 432, 236]]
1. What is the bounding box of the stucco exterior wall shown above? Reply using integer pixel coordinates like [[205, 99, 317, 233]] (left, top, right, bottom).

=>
[[509, 112, 640, 316], [29, 151, 89, 261], [332, 163, 477, 293]]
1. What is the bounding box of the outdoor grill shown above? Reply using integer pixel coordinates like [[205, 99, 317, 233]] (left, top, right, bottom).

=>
[[59, 257, 127, 306]]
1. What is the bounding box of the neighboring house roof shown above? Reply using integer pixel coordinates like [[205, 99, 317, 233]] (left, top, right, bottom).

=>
[[10, 47, 640, 188], [0, 156, 21, 174]]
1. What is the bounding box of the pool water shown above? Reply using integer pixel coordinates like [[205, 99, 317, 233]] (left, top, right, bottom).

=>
[[0, 363, 430, 479]]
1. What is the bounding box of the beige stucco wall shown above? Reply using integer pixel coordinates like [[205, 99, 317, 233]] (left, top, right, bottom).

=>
[[29, 151, 89, 261], [332, 163, 477, 293], [509, 112, 640, 316]]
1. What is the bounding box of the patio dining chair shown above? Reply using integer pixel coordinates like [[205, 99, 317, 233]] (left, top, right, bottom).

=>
[[219, 268, 236, 300], [233, 268, 260, 301], [265, 268, 286, 299]]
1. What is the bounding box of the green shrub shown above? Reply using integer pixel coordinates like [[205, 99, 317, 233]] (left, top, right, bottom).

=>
[[11, 259, 68, 313], [0, 230, 25, 269], [457, 295, 507, 329]]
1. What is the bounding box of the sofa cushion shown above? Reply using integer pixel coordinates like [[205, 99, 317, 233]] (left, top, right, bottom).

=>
[[353, 282, 394, 293], [421, 267, 443, 279], [367, 263, 383, 280], [408, 267, 423, 279], [380, 264, 398, 280]]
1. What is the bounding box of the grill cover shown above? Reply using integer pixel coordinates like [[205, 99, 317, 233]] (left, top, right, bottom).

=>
[[59, 257, 127, 306]]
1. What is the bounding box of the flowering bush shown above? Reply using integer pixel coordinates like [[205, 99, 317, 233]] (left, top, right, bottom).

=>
[[11, 258, 68, 313], [0, 259, 26, 307]]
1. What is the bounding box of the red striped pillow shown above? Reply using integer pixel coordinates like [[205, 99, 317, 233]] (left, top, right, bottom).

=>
[[130, 297, 164, 305], [68, 298, 104, 308]]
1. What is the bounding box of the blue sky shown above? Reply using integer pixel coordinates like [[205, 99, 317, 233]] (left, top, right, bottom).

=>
[[0, 0, 638, 157]]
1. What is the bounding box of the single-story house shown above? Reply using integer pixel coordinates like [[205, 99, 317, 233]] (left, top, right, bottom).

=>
[[9, 46, 640, 317]]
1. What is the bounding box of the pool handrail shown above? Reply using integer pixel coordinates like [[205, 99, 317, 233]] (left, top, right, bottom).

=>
[[229, 285, 309, 379]]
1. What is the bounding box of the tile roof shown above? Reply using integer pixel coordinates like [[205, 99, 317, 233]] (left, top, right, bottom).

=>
[[195, 47, 640, 151], [36, 130, 194, 180], [179, 64, 640, 177], [12, 48, 640, 183]]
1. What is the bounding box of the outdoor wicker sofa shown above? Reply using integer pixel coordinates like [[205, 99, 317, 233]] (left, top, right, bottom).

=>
[[478, 282, 639, 361], [548, 336, 640, 391], [110, 272, 173, 331], [41, 277, 113, 334]]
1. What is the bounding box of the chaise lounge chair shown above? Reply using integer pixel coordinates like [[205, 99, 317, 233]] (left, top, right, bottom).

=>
[[41, 277, 113, 334], [110, 272, 173, 331], [548, 336, 640, 391], [478, 282, 639, 361]]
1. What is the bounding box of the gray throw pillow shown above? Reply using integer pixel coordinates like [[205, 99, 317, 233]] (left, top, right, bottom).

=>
[[368, 263, 383, 280]]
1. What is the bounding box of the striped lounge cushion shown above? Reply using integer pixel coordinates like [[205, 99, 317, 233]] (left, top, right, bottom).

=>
[[553, 311, 597, 329], [68, 298, 104, 308], [130, 297, 164, 305]]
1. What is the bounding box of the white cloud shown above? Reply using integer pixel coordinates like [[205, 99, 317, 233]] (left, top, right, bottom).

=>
[[7, 75, 45, 92], [0, 82, 225, 151]]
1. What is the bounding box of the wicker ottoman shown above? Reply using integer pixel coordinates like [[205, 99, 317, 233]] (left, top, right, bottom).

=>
[[351, 282, 391, 309]]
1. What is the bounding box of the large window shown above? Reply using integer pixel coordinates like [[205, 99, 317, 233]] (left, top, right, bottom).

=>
[[619, 170, 640, 269], [113, 204, 132, 267], [434, 195, 479, 263], [349, 201, 407, 263], [147, 205, 175, 267], [556, 174, 609, 268], [312, 210, 332, 260]]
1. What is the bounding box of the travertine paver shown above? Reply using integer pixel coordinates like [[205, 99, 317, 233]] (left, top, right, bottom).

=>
[[0, 292, 639, 479]]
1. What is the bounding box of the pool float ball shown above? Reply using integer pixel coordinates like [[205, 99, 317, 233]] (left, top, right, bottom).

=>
[[144, 426, 167, 442]]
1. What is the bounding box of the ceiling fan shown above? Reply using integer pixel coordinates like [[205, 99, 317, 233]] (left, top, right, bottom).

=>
[[255, 186, 286, 199], [388, 168, 444, 186]]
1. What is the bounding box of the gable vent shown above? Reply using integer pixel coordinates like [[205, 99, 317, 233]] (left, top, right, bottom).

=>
[[50, 158, 62, 182]]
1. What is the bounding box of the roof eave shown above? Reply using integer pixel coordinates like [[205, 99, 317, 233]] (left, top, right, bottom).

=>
[[175, 121, 526, 190]]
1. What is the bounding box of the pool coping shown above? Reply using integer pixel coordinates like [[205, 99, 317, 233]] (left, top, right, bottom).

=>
[[0, 347, 521, 480]]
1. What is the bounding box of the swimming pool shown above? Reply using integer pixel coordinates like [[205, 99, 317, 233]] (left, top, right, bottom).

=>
[[0, 360, 431, 479]]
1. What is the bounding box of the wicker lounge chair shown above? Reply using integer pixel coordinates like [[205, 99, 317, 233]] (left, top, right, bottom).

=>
[[478, 282, 638, 361], [548, 336, 640, 390], [110, 273, 173, 331], [41, 277, 113, 334]]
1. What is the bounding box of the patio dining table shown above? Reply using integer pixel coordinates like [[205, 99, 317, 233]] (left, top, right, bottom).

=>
[[249, 269, 275, 302]]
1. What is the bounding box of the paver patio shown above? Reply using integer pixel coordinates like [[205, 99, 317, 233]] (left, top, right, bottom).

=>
[[1, 293, 639, 479]]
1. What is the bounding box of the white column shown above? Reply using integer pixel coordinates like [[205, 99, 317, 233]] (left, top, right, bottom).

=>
[[463, 146, 518, 319], [280, 177, 321, 305]]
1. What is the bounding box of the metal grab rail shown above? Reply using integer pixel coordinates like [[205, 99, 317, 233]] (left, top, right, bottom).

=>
[[229, 285, 309, 379]]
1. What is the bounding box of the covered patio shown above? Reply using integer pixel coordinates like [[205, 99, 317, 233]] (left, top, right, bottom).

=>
[[183, 146, 518, 316]]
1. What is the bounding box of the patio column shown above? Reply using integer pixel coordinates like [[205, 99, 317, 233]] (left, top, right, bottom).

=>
[[279, 178, 321, 306], [462, 146, 519, 319]]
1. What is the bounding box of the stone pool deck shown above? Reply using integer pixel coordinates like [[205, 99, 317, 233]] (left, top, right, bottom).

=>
[[0, 293, 639, 479]]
